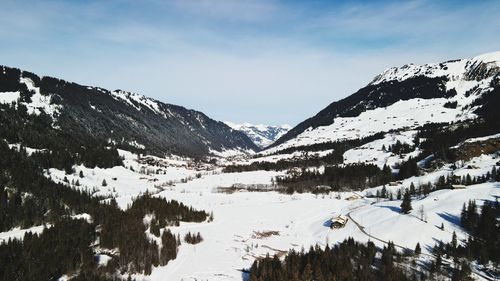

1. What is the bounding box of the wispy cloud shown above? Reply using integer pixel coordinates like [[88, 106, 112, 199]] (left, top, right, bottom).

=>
[[169, 0, 281, 23], [0, 0, 499, 124]]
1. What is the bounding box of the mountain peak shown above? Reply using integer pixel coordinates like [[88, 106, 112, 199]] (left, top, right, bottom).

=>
[[224, 122, 291, 148]]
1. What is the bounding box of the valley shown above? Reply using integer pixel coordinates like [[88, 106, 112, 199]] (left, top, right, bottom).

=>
[[1, 51, 499, 281]]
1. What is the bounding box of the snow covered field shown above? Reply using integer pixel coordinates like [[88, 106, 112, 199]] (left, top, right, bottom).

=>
[[2, 140, 498, 280], [135, 177, 497, 281], [44, 147, 498, 281]]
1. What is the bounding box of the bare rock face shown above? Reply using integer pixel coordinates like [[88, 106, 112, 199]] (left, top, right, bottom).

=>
[[449, 137, 500, 162], [465, 61, 500, 81]]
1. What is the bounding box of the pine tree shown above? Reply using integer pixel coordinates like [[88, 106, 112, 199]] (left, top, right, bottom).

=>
[[414, 243, 421, 256], [79, 170, 84, 178], [409, 182, 416, 195], [400, 190, 412, 214], [435, 253, 442, 272], [102, 179, 107, 187], [491, 166, 497, 181], [451, 231, 457, 249], [436, 175, 447, 189], [465, 174, 472, 185], [381, 185, 387, 198], [460, 203, 467, 227], [423, 182, 431, 195], [301, 263, 313, 281]]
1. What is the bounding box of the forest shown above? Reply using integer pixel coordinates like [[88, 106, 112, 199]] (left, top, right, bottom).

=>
[[440, 199, 500, 266], [249, 238, 420, 281], [276, 163, 393, 193], [0, 102, 123, 172], [0, 138, 209, 279]]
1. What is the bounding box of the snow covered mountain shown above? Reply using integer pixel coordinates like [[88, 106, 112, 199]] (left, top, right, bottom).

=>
[[268, 51, 500, 154], [0, 66, 259, 157], [1, 52, 499, 281], [224, 122, 291, 148]]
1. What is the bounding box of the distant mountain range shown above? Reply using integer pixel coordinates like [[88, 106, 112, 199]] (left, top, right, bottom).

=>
[[224, 122, 291, 149], [0, 65, 259, 157]]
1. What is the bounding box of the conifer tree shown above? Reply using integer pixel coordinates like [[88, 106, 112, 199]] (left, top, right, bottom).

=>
[[381, 185, 387, 198], [451, 231, 457, 249], [409, 182, 416, 195], [400, 190, 412, 214], [414, 243, 421, 256]]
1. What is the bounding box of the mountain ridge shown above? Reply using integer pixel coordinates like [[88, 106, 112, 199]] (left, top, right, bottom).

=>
[[0, 65, 259, 157], [268, 51, 500, 153]]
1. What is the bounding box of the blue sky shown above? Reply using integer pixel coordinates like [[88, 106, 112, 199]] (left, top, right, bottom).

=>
[[1, 0, 499, 125]]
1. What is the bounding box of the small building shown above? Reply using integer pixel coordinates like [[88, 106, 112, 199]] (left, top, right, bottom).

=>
[[389, 181, 403, 186], [452, 184, 467, 190], [330, 215, 349, 229], [346, 194, 362, 201], [315, 185, 332, 191]]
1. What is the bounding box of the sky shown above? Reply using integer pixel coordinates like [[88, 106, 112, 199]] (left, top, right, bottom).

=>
[[1, 0, 499, 126]]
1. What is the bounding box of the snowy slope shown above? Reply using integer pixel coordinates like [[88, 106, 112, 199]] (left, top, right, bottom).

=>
[[269, 51, 500, 154], [224, 122, 291, 148], [4, 136, 496, 280], [0, 66, 258, 156]]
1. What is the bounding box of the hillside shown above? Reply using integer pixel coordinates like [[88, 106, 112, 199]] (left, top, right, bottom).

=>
[[270, 52, 500, 154], [0, 66, 259, 157]]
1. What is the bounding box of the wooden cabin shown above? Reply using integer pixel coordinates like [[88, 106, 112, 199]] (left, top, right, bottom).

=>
[[330, 215, 349, 229]]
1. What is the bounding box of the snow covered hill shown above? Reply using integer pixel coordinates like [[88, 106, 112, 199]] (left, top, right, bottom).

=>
[[224, 122, 291, 148], [0, 66, 258, 157], [270, 51, 500, 154]]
